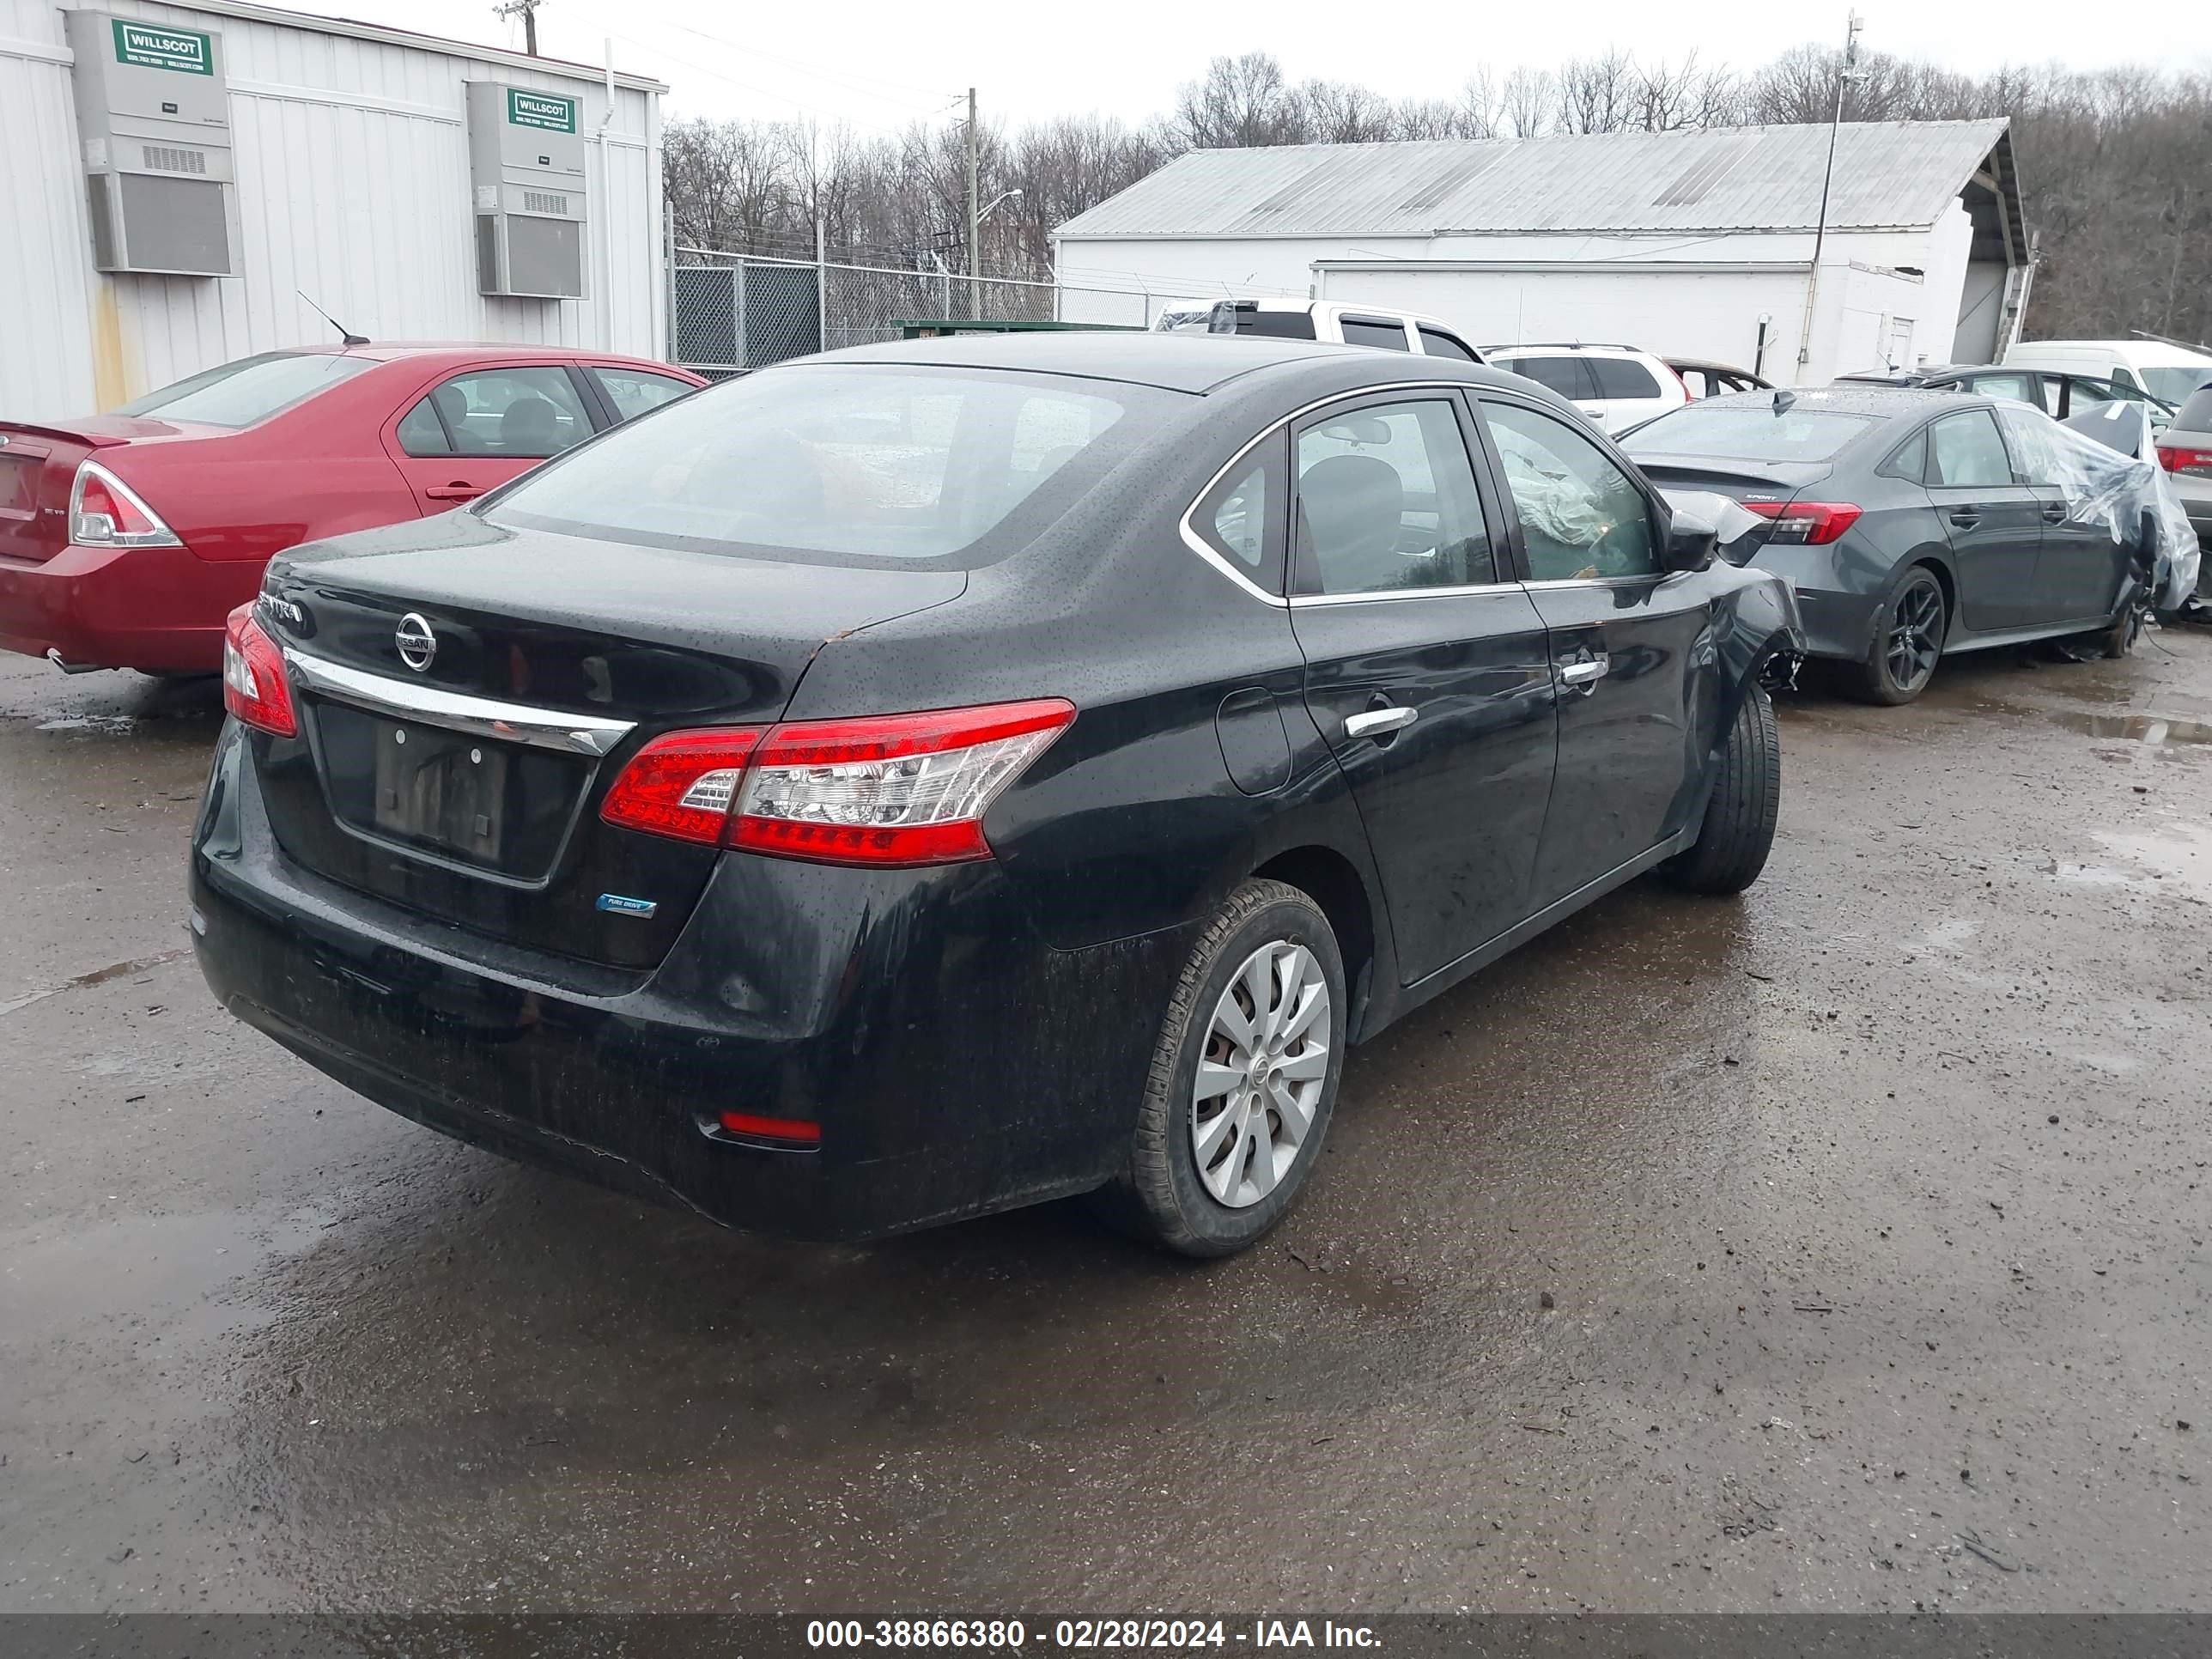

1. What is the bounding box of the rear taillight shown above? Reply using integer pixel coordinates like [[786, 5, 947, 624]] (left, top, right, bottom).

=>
[[599, 698, 1075, 867], [1742, 500, 1863, 544], [69, 460, 182, 548], [222, 604, 296, 737], [2159, 445, 2212, 477], [716, 1110, 822, 1147]]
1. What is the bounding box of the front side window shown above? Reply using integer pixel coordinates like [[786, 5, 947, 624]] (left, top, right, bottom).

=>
[[115, 351, 375, 428], [2143, 365, 2212, 404], [592, 367, 696, 422], [491, 365, 1164, 567], [1496, 355, 1596, 401], [1292, 401, 1491, 596], [1482, 400, 1658, 581], [1926, 410, 2014, 489], [1339, 317, 1411, 352], [1417, 327, 1480, 362], [401, 368, 593, 459]]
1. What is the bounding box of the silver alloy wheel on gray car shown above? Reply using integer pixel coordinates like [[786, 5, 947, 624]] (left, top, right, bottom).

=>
[[1191, 941, 1332, 1207]]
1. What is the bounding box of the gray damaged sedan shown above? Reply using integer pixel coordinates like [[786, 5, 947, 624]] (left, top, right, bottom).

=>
[[1622, 386, 2187, 703]]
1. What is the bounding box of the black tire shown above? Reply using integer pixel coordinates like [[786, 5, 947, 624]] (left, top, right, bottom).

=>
[[1091, 878, 1347, 1257], [1664, 684, 1781, 895], [1844, 566, 1947, 705], [2081, 590, 2145, 659]]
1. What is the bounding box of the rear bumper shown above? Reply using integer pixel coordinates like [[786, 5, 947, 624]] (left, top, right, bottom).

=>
[[1765, 584, 1881, 662], [0, 541, 254, 672], [189, 724, 1191, 1242]]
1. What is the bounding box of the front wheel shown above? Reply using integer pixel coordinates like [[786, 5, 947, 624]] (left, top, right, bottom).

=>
[[1094, 878, 1346, 1257], [1664, 684, 1781, 895], [1844, 567, 1947, 704]]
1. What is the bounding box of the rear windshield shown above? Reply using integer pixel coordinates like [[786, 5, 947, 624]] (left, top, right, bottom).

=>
[[1589, 358, 1662, 399], [1623, 404, 1876, 462], [2143, 365, 2212, 405], [2175, 387, 2212, 431], [114, 351, 376, 427], [1217, 307, 1318, 341], [488, 364, 1172, 567], [1494, 355, 1594, 400]]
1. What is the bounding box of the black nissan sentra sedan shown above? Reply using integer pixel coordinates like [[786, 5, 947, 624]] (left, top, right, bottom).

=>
[[191, 334, 1802, 1256]]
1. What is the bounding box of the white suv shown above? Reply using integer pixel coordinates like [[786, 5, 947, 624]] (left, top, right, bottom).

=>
[[1482, 343, 1689, 434], [1158, 299, 1486, 362]]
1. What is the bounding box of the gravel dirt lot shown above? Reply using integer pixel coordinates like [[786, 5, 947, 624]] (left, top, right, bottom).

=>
[[2, 629, 2206, 1615]]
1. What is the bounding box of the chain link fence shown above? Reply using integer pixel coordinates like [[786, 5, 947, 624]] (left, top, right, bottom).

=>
[[672, 251, 1154, 374]]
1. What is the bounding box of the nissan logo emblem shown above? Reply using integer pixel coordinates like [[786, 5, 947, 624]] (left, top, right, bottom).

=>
[[395, 613, 437, 672]]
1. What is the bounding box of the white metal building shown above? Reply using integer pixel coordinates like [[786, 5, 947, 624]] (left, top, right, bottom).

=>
[[1054, 121, 2027, 385], [1, 0, 665, 417]]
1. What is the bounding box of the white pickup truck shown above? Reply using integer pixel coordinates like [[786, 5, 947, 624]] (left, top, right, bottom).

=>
[[1155, 299, 1486, 362]]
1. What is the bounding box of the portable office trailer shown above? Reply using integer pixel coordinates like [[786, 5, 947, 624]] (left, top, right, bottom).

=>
[[0, 0, 665, 416]]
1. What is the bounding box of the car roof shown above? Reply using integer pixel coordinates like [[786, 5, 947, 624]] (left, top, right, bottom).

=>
[[811, 330, 1513, 394], [1665, 358, 1757, 373], [263, 343, 686, 369], [1676, 386, 1989, 417], [1486, 343, 1648, 357]]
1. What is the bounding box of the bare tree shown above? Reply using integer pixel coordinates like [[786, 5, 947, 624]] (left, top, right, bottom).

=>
[[1176, 52, 1308, 149], [1500, 66, 1554, 137], [1556, 50, 1637, 134]]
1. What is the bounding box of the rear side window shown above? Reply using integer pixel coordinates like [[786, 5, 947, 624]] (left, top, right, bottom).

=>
[[1339, 317, 1410, 352], [1192, 432, 1287, 592], [1880, 428, 1929, 483], [2176, 387, 2212, 430], [114, 351, 376, 428], [1623, 404, 1874, 462], [1292, 401, 1492, 594], [1926, 410, 2014, 488], [491, 365, 1167, 568], [1497, 356, 1596, 401], [592, 367, 696, 422], [1589, 358, 1662, 399], [399, 368, 593, 459]]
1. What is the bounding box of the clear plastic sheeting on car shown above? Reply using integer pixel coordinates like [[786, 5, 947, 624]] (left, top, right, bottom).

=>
[[1658, 488, 1767, 555], [1996, 405, 2202, 612]]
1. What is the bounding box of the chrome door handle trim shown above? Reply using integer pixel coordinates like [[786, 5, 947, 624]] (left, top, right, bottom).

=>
[[1558, 658, 1610, 686], [1344, 706, 1419, 738], [283, 650, 637, 757]]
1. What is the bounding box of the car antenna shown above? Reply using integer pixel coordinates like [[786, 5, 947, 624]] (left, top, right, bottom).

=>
[[298, 289, 369, 348], [1771, 387, 1796, 416]]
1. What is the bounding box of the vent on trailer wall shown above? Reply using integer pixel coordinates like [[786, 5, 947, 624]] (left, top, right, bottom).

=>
[[64, 10, 240, 276], [465, 81, 589, 301]]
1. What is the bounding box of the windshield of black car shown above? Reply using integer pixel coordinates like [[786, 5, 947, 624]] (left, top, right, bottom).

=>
[[1623, 404, 1877, 461], [487, 364, 1172, 566], [114, 351, 377, 427]]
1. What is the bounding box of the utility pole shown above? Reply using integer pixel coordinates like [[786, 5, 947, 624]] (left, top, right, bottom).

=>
[[493, 0, 540, 56], [1797, 11, 1862, 370], [965, 87, 981, 319]]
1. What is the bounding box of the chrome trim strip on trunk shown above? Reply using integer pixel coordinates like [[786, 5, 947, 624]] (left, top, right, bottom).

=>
[[282, 650, 637, 757]]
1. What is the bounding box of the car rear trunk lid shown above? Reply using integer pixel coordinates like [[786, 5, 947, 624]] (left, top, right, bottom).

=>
[[0, 417, 217, 564], [252, 515, 966, 969]]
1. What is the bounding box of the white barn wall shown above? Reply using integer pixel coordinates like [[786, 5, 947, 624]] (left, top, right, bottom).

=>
[[1, 0, 664, 417]]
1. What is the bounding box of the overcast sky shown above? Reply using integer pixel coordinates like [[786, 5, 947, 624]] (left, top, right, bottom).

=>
[[350, 0, 2207, 131]]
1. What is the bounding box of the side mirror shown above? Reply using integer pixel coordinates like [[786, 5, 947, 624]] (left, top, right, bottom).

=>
[[1662, 509, 1720, 573]]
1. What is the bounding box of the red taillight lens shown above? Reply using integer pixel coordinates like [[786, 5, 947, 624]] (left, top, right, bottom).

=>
[[222, 604, 296, 737], [2158, 445, 2212, 477], [1742, 500, 1863, 544], [598, 698, 1075, 866], [599, 728, 764, 846], [69, 460, 182, 548], [716, 1110, 822, 1146]]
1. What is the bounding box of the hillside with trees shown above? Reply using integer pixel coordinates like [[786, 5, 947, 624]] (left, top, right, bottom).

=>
[[664, 46, 2212, 345]]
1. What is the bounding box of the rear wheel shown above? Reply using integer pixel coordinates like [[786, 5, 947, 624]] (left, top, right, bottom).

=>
[[1094, 879, 1346, 1257], [1664, 684, 1781, 895], [1844, 567, 1947, 705], [2081, 590, 2145, 659]]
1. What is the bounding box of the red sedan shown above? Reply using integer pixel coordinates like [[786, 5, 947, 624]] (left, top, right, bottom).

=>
[[0, 345, 707, 675]]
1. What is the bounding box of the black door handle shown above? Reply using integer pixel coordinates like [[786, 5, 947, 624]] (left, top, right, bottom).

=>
[[2041, 504, 2069, 525], [1946, 509, 1982, 529]]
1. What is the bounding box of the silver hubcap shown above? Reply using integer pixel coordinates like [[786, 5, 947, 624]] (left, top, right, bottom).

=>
[[1190, 940, 1332, 1209]]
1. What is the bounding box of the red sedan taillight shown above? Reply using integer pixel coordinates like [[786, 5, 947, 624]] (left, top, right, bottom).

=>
[[222, 604, 297, 737], [69, 460, 182, 548], [2158, 445, 2212, 477], [599, 699, 1075, 867], [1742, 500, 1863, 544]]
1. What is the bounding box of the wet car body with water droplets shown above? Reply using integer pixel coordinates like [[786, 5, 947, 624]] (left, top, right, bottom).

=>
[[191, 334, 1802, 1253]]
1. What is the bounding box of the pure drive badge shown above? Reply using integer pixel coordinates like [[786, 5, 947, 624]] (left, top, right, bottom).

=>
[[596, 894, 658, 918]]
